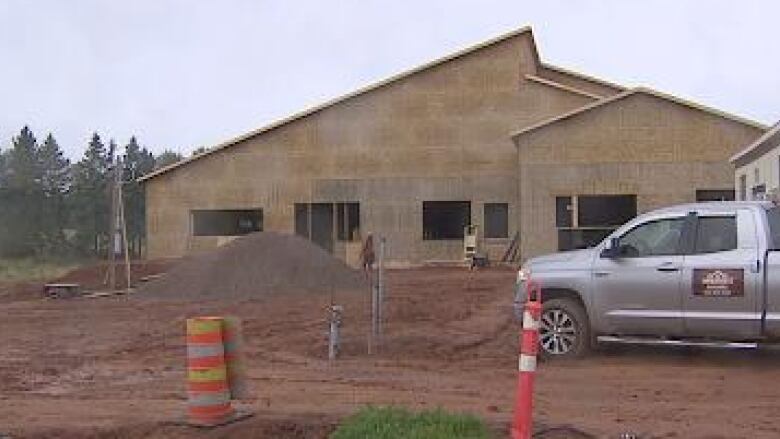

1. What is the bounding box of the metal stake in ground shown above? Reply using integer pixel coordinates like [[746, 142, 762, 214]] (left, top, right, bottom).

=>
[[377, 236, 386, 339], [328, 305, 343, 361], [372, 258, 379, 349]]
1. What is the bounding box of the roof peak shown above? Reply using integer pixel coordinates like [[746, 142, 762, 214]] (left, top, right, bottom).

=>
[[140, 25, 535, 182]]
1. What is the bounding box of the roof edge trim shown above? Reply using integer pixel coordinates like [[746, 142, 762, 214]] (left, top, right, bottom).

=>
[[730, 121, 780, 164], [511, 87, 768, 141], [539, 62, 628, 92], [524, 74, 603, 100]]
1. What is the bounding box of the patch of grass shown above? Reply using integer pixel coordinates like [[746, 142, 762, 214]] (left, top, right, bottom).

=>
[[0, 258, 81, 283], [330, 406, 492, 439]]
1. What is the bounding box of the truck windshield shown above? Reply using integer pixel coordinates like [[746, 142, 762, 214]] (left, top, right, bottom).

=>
[[768, 206, 780, 250]]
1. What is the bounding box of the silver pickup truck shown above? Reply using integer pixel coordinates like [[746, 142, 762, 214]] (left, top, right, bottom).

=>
[[515, 201, 780, 359]]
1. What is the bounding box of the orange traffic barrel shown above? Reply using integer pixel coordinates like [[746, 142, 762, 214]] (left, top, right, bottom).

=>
[[186, 317, 234, 426], [222, 316, 249, 399]]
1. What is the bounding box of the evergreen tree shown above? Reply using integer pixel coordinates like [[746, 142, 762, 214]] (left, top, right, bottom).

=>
[[37, 133, 71, 255], [3, 126, 43, 256], [70, 132, 111, 255], [0, 145, 9, 255], [7, 126, 40, 188], [0, 147, 7, 186], [154, 150, 183, 169]]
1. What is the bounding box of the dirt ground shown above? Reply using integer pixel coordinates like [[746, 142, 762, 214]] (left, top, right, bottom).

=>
[[2, 266, 780, 438]]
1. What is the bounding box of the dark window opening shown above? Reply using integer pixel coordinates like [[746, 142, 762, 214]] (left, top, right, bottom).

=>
[[423, 201, 470, 240], [192, 209, 263, 236], [294, 203, 310, 238], [557, 195, 637, 251], [295, 202, 360, 245], [694, 216, 737, 254], [484, 203, 508, 238], [336, 202, 360, 241], [696, 189, 735, 202], [556, 197, 573, 228], [558, 229, 612, 252], [310, 203, 334, 252], [578, 195, 637, 227]]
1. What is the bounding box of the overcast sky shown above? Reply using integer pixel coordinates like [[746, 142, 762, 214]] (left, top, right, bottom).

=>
[[0, 0, 778, 159]]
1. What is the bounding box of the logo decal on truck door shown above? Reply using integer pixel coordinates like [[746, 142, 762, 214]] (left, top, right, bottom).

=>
[[693, 269, 744, 297]]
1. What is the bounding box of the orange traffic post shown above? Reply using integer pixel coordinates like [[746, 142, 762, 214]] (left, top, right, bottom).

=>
[[222, 316, 250, 400], [186, 316, 234, 427], [511, 280, 542, 439]]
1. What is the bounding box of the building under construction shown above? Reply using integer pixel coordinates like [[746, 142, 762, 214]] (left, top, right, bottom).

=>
[[139, 27, 766, 265]]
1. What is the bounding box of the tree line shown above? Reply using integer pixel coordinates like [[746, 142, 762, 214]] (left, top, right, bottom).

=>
[[0, 126, 184, 260]]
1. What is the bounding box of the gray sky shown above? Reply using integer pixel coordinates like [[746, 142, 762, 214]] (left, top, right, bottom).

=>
[[0, 0, 778, 159]]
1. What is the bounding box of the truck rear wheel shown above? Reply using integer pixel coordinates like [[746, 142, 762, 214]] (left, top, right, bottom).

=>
[[539, 298, 590, 359]]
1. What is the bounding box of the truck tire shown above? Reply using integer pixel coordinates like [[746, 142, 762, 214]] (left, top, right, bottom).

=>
[[538, 298, 590, 360]]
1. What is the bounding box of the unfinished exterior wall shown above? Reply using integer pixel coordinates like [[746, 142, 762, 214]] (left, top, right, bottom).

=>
[[144, 29, 765, 266], [515, 92, 765, 259], [733, 128, 780, 200], [145, 31, 596, 264]]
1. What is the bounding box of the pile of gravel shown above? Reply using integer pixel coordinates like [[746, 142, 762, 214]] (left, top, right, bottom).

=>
[[140, 232, 367, 300]]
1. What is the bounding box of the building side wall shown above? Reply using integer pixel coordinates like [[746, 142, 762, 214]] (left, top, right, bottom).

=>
[[735, 142, 780, 200], [517, 93, 764, 260], [146, 32, 595, 263]]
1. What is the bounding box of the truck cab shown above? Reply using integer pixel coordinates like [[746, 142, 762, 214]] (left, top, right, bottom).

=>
[[516, 201, 780, 358]]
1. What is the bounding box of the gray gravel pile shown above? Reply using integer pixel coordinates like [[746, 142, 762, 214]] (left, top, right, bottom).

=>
[[141, 232, 366, 299]]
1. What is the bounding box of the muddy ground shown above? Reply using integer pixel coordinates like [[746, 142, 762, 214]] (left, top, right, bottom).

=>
[[1, 267, 780, 438]]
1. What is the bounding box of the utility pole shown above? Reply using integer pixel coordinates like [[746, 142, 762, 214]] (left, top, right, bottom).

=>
[[106, 156, 131, 291], [118, 166, 131, 291], [107, 159, 117, 290]]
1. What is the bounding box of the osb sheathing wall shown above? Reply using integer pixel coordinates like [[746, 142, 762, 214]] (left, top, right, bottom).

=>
[[515, 92, 764, 259], [146, 32, 597, 263], [733, 130, 780, 199]]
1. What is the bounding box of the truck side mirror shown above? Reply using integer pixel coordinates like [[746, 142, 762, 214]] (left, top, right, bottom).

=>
[[600, 237, 621, 258]]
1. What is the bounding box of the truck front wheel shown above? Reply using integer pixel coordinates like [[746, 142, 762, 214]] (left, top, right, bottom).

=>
[[539, 298, 590, 359]]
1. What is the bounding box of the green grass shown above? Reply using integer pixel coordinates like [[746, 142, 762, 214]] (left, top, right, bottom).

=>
[[0, 258, 81, 283], [330, 406, 492, 439]]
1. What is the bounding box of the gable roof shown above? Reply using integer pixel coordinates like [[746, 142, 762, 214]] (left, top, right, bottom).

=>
[[510, 87, 767, 141], [140, 26, 536, 182], [730, 120, 780, 165]]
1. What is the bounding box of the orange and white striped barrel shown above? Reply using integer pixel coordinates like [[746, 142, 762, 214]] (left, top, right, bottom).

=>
[[186, 316, 234, 426], [511, 280, 542, 439], [222, 316, 249, 399]]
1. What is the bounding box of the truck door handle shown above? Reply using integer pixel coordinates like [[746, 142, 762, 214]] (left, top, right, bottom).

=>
[[594, 271, 610, 277], [656, 263, 680, 273]]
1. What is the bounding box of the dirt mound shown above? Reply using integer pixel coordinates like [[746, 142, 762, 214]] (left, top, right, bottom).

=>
[[140, 232, 367, 300]]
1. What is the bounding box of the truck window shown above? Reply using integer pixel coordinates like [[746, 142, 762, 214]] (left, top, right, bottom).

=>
[[618, 218, 685, 257], [768, 207, 780, 250], [693, 216, 737, 254]]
